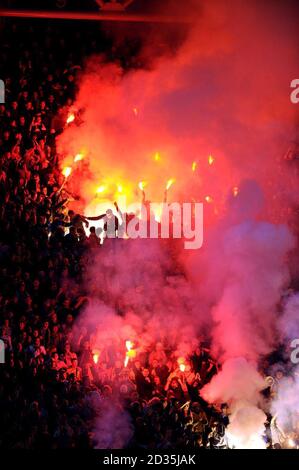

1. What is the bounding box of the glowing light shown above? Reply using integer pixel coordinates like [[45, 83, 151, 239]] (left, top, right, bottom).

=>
[[179, 364, 186, 372], [233, 186, 239, 197], [166, 178, 175, 190], [62, 166, 72, 178], [124, 340, 136, 367], [96, 185, 107, 194], [153, 205, 163, 223], [208, 155, 215, 165], [66, 113, 75, 124], [205, 195, 213, 203], [226, 431, 266, 449], [192, 161, 197, 172], [74, 153, 84, 163], [287, 438, 295, 448], [133, 107, 138, 116], [138, 181, 147, 191], [117, 184, 123, 193], [93, 352, 99, 364]]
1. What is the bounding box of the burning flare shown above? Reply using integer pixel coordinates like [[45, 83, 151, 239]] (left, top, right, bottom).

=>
[[93, 351, 100, 364], [74, 153, 84, 163], [208, 155, 215, 165], [233, 186, 239, 197], [62, 166, 72, 178], [138, 181, 147, 191], [96, 185, 107, 194], [66, 112, 75, 124], [166, 178, 175, 191], [124, 340, 136, 367]]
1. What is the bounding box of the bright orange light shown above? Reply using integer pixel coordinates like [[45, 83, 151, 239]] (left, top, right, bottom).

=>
[[166, 178, 175, 190], [138, 181, 147, 191], [96, 185, 106, 194], [124, 340, 136, 367], [154, 152, 161, 162], [74, 153, 84, 163], [117, 184, 123, 193], [62, 166, 72, 178], [93, 353, 99, 364], [205, 195, 213, 203], [179, 364, 186, 372], [133, 107, 138, 116], [66, 113, 75, 124], [192, 161, 197, 172], [208, 155, 215, 165], [233, 186, 239, 197]]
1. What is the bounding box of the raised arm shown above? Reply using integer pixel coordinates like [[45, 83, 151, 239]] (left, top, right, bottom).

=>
[[86, 213, 106, 221], [114, 202, 124, 223]]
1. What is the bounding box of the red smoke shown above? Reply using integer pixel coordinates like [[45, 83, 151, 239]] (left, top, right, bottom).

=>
[[57, 0, 299, 447]]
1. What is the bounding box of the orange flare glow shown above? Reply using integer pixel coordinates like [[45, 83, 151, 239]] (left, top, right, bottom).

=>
[[93, 353, 99, 364], [133, 107, 138, 116], [192, 161, 197, 172], [179, 364, 186, 372], [96, 185, 107, 194], [124, 340, 136, 367], [138, 181, 147, 191], [66, 113, 75, 124], [74, 153, 84, 163], [205, 195, 213, 203], [208, 155, 215, 165], [154, 152, 161, 162], [166, 178, 175, 190], [233, 186, 239, 197], [62, 166, 72, 178]]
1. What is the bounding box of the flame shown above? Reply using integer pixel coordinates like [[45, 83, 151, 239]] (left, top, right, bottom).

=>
[[205, 195, 213, 203], [287, 438, 296, 448], [138, 181, 147, 191], [233, 186, 239, 197], [153, 205, 163, 223], [124, 356, 130, 368], [192, 161, 197, 172], [66, 113, 75, 124], [166, 178, 175, 190], [93, 353, 99, 364], [208, 155, 215, 165], [74, 153, 84, 163], [154, 152, 161, 162], [226, 431, 266, 449], [124, 340, 136, 367], [62, 166, 72, 178], [133, 107, 138, 116], [179, 364, 186, 372], [96, 185, 107, 194]]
